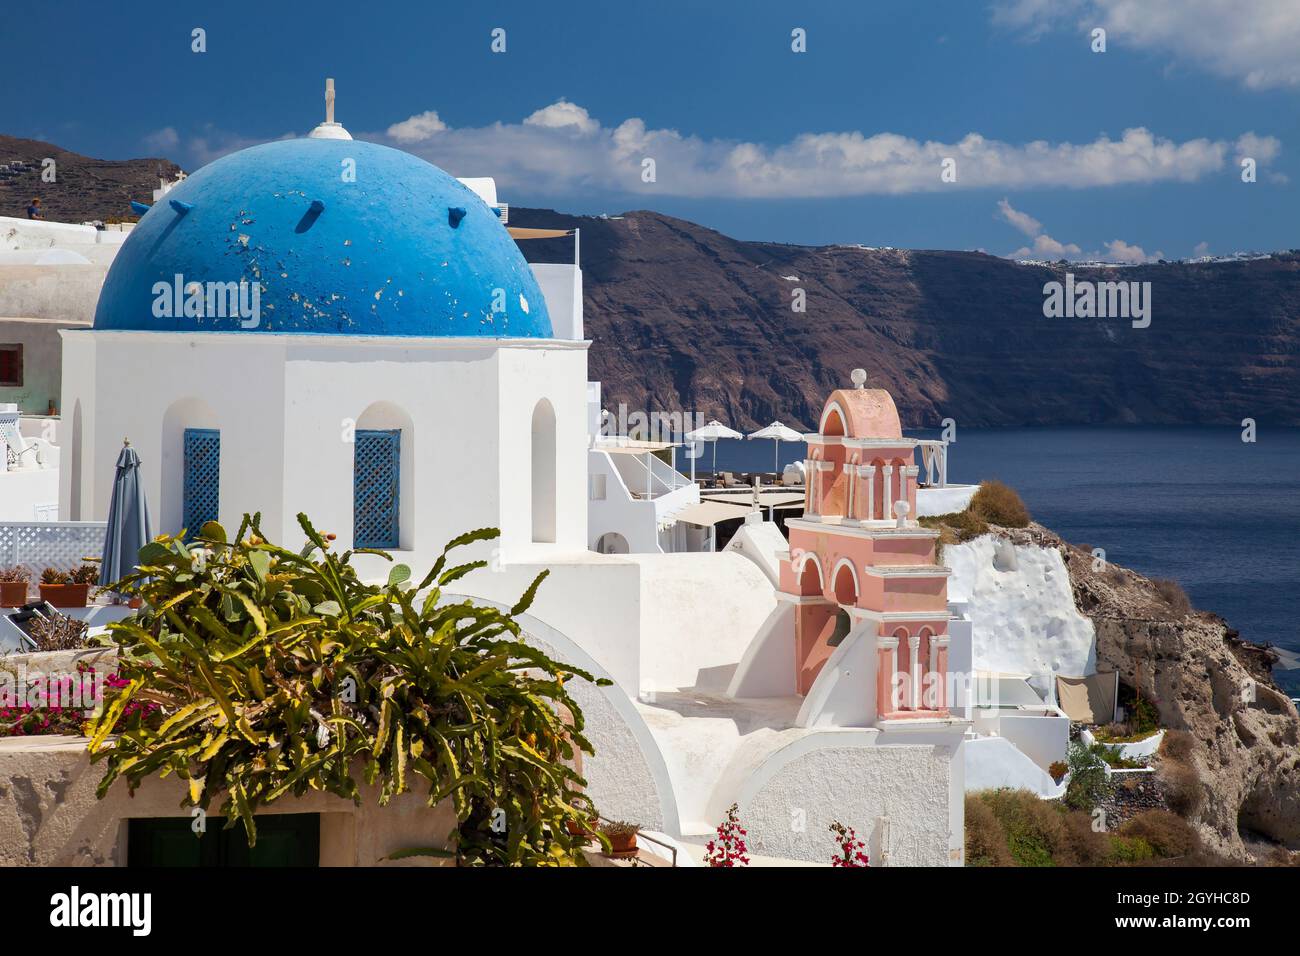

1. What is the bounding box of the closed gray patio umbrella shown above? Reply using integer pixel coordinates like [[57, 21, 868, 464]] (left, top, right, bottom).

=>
[[98, 439, 153, 593]]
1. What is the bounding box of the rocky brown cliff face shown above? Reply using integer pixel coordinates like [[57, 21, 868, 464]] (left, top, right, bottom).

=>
[[1007, 524, 1300, 861], [513, 207, 1300, 430], [8, 140, 1297, 430], [0, 135, 180, 225]]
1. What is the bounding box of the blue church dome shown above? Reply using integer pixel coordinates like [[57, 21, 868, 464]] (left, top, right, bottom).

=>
[[94, 138, 552, 338]]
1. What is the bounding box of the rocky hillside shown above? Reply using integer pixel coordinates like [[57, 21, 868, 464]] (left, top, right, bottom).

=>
[[1001, 523, 1300, 862], [6, 134, 1296, 429], [514, 207, 1300, 429], [0, 135, 180, 225]]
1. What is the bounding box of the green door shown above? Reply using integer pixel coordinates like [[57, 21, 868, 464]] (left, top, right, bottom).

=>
[[128, 814, 320, 867]]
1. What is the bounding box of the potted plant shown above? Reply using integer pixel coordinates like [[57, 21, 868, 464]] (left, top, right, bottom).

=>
[[0, 566, 30, 607], [562, 794, 599, 838], [1048, 760, 1069, 784], [39, 566, 91, 609], [598, 820, 639, 858], [565, 814, 599, 838]]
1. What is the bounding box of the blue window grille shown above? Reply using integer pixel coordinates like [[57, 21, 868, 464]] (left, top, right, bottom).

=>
[[354, 429, 400, 549], [183, 428, 220, 536]]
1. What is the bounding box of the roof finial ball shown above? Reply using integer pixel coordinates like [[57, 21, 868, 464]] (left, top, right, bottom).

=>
[[308, 77, 353, 141], [851, 367, 868, 390]]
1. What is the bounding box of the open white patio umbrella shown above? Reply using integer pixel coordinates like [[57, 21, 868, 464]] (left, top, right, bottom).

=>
[[747, 421, 804, 475], [685, 419, 743, 479]]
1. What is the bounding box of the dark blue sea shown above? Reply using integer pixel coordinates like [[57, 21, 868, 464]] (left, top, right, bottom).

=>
[[698, 427, 1300, 694]]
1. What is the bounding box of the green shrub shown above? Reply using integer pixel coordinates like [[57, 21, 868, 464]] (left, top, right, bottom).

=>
[[1099, 749, 1145, 769], [977, 788, 1069, 867], [1129, 694, 1160, 734], [1108, 835, 1157, 864], [969, 480, 1031, 528], [1063, 742, 1114, 811], [88, 513, 607, 867]]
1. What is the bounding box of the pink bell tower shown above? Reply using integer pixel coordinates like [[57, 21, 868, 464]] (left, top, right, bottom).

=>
[[777, 369, 952, 721]]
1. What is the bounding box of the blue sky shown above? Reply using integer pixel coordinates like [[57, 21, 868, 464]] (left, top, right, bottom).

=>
[[3, 0, 1296, 257]]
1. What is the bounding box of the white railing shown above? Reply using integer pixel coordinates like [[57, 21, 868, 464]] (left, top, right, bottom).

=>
[[609, 452, 692, 500], [0, 521, 106, 577]]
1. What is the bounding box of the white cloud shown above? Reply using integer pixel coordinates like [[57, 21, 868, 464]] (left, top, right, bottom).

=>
[[1000, 198, 1086, 258], [1102, 238, 1163, 264], [1193, 240, 1211, 256], [373, 101, 1275, 198], [140, 125, 297, 170], [997, 197, 1043, 236], [1010, 233, 1083, 259], [143, 127, 179, 153], [386, 110, 447, 143], [993, 0, 1300, 90], [523, 99, 599, 135], [999, 199, 1162, 262]]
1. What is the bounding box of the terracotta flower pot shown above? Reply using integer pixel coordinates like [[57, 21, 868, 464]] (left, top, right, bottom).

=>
[[602, 831, 638, 857], [565, 817, 599, 838], [39, 583, 90, 608], [0, 581, 29, 607]]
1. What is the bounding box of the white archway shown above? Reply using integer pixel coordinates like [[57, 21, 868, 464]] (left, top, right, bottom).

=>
[[595, 531, 629, 554]]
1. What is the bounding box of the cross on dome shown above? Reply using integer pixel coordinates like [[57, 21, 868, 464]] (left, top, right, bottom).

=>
[[308, 77, 353, 140]]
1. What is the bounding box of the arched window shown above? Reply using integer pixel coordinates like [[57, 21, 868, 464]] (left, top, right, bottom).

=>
[[531, 399, 557, 543], [797, 553, 823, 597], [915, 629, 935, 712], [354, 428, 400, 549], [354, 401, 414, 551], [832, 559, 858, 606], [183, 428, 221, 536], [893, 627, 911, 709]]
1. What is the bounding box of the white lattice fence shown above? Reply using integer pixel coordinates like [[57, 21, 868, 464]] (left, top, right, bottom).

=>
[[0, 521, 107, 578]]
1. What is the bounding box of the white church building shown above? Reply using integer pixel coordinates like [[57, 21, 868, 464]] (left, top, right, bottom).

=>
[[6, 91, 1098, 865]]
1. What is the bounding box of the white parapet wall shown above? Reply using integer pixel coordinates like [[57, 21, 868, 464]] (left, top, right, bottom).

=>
[[735, 730, 959, 865], [531, 263, 582, 341], [916, 483, 977, 516], [722, 515, 787, 586], [964, 734, 1066, 799]]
